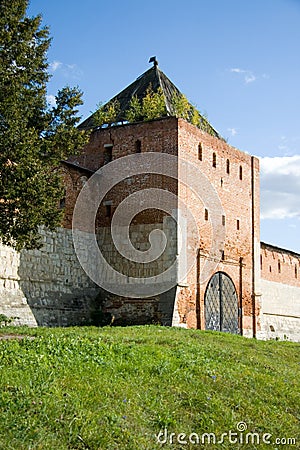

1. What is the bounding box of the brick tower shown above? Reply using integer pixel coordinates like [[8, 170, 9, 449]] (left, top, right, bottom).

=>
[[64, 59, 260, 337]]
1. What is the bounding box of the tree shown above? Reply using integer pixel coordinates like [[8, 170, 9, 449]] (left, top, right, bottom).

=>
[[125, 95, 142, 123], [0, 0, 89, 250], [93, 100, 120, 127], [124, 86, 167, 124], [141, 86, 167, 121], [171, 93, 191, 121]]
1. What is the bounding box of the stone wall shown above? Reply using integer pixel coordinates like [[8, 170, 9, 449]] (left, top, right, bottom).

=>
[[0, 227, 100, 327], [259, 243, 300, 341], [258, 279, 300, 341], [94, 219, 178, 326], [0, 209, 178, 328], [3, 116, 298, 339]]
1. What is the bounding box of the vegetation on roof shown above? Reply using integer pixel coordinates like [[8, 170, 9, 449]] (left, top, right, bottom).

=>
[[92, 84, 219, 137]]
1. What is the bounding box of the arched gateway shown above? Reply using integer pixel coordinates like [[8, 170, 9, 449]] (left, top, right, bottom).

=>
[[204, 272, 240, 334]]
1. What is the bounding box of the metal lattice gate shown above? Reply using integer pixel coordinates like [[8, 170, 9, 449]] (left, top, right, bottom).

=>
[[204, 272, 240, 334]]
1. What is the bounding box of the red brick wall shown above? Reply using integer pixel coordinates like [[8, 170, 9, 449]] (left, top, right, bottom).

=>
[[177, 119, 260, 334], [62, 118, 180, 325], [62, 117, 261, 334], [63, 118, 179, 229], [261, 243, 300, 287], [61, 165, 89, 229], [69, 117, 179, 171]]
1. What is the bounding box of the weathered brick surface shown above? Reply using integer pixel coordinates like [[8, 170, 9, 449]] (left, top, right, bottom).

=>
[[63, 118, 179, 229], [1, 115, 299, 338], [176, 119, 260, 335], [62, 117, 260, 335], [261, 242, 300, 287], [69, 117, 178, 172]]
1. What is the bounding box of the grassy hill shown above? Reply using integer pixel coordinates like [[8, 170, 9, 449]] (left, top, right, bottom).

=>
[[0, 325, 299, 449]]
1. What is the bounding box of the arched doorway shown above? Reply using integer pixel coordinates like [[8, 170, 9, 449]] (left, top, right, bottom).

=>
[[204, 272, 240, 334]]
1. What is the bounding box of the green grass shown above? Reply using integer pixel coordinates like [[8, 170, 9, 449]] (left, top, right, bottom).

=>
[[0, 326, 299, 449]]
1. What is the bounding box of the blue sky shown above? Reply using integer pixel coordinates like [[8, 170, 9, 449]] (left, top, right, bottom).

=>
[[28, 0, 300, 252]]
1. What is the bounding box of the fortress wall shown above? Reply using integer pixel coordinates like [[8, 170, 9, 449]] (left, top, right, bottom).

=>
[[258, 279, 300, 341], [0, 219, 178, 328], [0, 227, 99, 327], [260, 242, 300, 287], [259, 243, 300, 341]]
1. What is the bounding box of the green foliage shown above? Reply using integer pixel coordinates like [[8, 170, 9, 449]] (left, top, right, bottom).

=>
[[96, 85, 168, 126], [93, 83, 219, 138], [0, 326, 299, 449], [171, 93, 191, 121], [0, 314, 18, 327], [125, 95, 142, 123], [141, 86, 167, 121], [93, 100, 120, 127], [171, 93, 218, 136], [189, 104, 201, 126], [0, 0, 89, 250]]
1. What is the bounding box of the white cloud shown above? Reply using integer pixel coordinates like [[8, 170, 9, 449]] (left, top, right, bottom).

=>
[[260, 155, 300, 176], [277, 135, 300, 155], [245, 74, 256, 84], [230, 68, 244, 74], [50, 60, 62, 72], [260, 155, 300, 219], [227, 127, 237, 136], [230, 67, 260, 84], [49, 60, 82, 79], [278, 145, 288, 152], [46, 94, 56, 107]]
